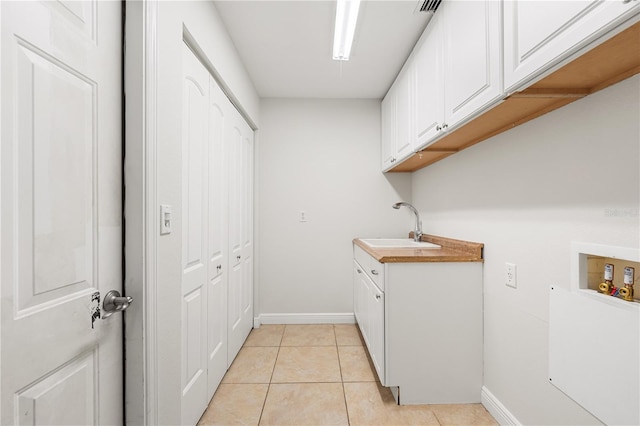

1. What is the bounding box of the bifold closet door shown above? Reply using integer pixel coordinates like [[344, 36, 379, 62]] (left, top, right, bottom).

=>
[[206, 74, 229, 400], [181, 44, 209, 426]]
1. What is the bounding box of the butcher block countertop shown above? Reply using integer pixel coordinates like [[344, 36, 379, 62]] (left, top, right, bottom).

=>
[[353, 234, 484, 263]]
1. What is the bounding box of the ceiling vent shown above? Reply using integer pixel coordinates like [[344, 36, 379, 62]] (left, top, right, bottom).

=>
[[417, 0, 442, 13]]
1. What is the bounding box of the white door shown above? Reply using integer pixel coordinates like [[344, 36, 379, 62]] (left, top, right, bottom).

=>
[[206, 74, 228, 400], [227, 110, 250, 364], [1, 1, 123, 425], [181, 44, 209, 425], [240, 120, 254, 344]]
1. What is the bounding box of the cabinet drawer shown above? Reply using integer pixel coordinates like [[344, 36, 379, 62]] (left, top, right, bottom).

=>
[[354, 245, 385, 291]]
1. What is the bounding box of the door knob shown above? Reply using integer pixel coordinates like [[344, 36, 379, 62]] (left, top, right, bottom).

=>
[[102, 290, 133, 319]]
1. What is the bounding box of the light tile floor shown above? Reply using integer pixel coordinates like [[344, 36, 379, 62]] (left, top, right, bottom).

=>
[[198, 324, 498, 426]]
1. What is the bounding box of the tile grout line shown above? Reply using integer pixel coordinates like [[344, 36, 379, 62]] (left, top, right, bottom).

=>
[[256, 326, 285, 426], [335, 325, 352, 426]]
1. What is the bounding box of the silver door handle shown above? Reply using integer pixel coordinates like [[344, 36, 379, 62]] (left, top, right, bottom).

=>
[[103, 290, 133, 319]]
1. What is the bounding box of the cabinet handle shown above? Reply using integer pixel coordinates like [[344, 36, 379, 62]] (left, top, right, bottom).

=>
[[217, 264, 222, 271], [357, 269, 362, 274], [436, 125, 442, 131], [237, 255, 241, 260], [442, 123, 449, 129], [376, 294, 381, 300], [371, 270, 379, 275]]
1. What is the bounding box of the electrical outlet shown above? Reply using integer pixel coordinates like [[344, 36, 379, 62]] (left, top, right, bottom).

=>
[[299, 210, 308, 222], [505, 263, 517, 288]]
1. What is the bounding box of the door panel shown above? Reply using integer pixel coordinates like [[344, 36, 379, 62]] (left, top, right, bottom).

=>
[[16, 351, 97, 426], [207, 76, 228, 399], [227, 111, 253, 364], [227, 115, 244, 364], [15, 40, 96, 313], [1, 1, 122, 424], [181, 44, 209, 425], [241, 123, 253, 329]]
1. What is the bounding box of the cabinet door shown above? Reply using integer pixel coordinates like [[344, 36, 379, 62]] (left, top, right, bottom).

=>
[[356, 268, 371, 349], [381, 90, 396, 170], [504, 0, 640, 92], [414, 11, 445, 150], [443, 0, 502, 128], [394, 68, 413, 162], [353, 262, 363, 324], [368, 282, 385, 385]]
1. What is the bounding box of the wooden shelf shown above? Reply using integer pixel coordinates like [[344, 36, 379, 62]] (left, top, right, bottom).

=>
[[389, 21, 640, 173]]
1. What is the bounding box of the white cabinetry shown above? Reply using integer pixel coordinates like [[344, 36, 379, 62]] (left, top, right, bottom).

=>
[[442, 0, 502, 129], [413, 0, 502, 151], [503, 0, 640, 92], [381, 65, 414, 171], [353, 244, 483, 404], [181, 44, 254, 424], [414, 12, 444, 148], [353, 258, 386, 383]]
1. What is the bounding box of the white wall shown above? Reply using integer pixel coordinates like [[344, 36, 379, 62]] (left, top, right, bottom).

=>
[[411, 75, 640, 425], [256, 99, 412, 320]]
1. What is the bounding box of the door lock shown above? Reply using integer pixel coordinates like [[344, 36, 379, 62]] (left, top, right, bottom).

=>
[[102, 290, 133, 319]]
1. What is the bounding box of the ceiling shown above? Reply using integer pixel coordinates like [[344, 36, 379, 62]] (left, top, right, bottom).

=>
[[213, 0, 432, 99]]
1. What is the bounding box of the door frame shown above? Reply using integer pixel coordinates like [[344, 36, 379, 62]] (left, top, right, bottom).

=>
[[123, 1, 159, 424]]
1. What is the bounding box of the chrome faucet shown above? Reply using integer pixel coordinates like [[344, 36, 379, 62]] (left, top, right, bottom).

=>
[[393, 202, 423, 242]]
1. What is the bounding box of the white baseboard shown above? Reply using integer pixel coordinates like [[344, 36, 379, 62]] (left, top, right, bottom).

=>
[[481, 386, 521, 425], [255, 313, 356, 326]]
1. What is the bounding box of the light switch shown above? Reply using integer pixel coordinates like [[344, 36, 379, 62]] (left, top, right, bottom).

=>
[[505, 263, 517, 288], [160, 204, 172, 235]]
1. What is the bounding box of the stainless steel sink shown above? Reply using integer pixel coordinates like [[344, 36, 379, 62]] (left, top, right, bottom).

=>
[[360, 238, 440, 249]]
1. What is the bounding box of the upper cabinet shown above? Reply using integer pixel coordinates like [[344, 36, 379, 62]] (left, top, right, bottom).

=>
[[414, 11, 444, 149], [442, 0, 502, 133], [383, 0, 640, 172], [381, 65, 414, 171], [387, 0, 502, 166], [504, 0, 640, 92]]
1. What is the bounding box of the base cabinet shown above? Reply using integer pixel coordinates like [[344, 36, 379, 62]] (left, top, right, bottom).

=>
[[353, 245, 483, 404], [353, 261, 385, 383]]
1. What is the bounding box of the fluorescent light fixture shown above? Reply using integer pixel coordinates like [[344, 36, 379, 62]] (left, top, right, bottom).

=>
[[333, 0, 361, 61]]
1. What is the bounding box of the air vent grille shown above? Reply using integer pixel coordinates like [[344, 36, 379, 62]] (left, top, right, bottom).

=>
[[418, 0, 442, 13]]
